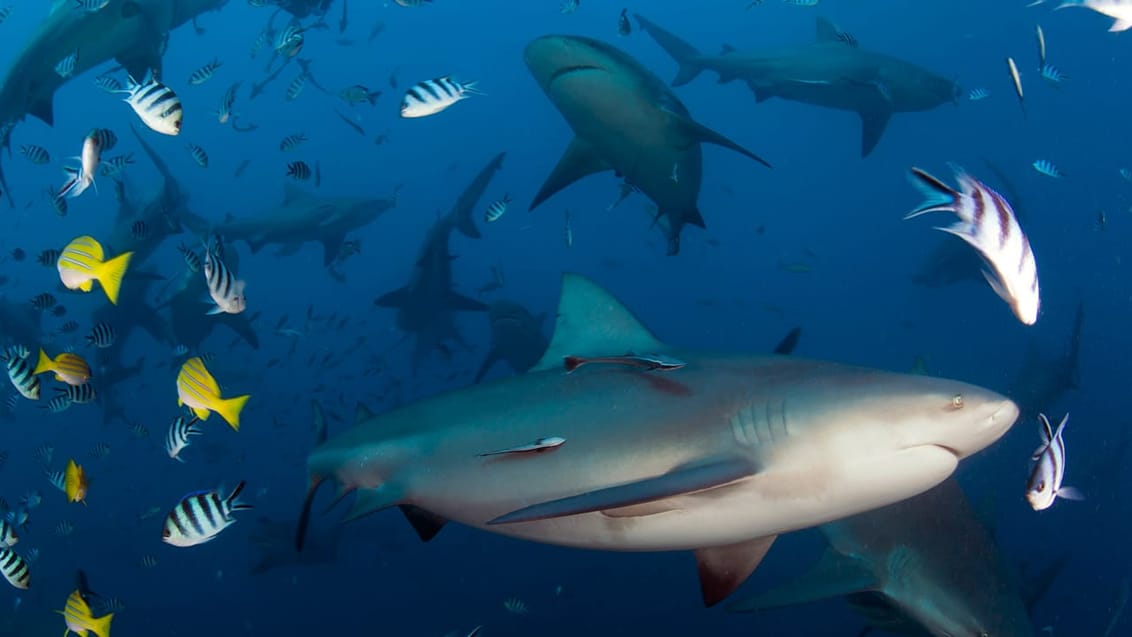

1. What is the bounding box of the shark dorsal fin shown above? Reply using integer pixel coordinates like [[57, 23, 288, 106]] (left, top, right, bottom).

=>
[[530, 273, 664, 372], [353, 402, 375, 425], [816, 17, 840, 43]]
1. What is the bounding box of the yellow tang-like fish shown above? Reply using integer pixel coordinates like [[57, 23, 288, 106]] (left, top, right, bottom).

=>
[[64, 459, 88, 505], [57, 236, 133, 305], [33, 349, 91, 386], [58, 589, 113, 637], [176, 357, 250, 431]]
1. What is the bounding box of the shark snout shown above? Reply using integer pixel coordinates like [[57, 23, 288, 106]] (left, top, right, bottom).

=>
[[946, 392, 1020, 460]]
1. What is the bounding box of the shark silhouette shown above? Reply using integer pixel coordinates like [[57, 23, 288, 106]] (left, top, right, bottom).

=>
[[635, 14, 958, 158], [1008, 301, 1084, 422], [0, 0, 230, 206], [524, 34, 770, 256], [301, 272, 1019, 607], [474, 299, 549, 383], [729, 477, 1037, 636]]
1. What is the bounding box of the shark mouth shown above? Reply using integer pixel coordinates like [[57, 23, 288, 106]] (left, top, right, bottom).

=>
[[549, 64, 603, 84]]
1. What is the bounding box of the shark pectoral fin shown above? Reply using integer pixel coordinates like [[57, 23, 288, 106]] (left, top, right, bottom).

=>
[[529, 137, 611, 211], [342, 485, 403, 522], [29, 95, 55, 126], [320, 234, 346, 266], [695, 535, 777, 607], [728, 549, 879, 613], [398, 504, 448, 542], [447, 291, 490, 312], [353, 402, 376, 425], [667, 110, 773, 169], [374, 286, 411, 308], [858, 103, 893, 158], [486, 456, 756, 525]]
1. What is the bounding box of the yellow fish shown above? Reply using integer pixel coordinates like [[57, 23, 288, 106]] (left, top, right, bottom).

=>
[[58, 589, 113, 637], [33, 349, 91, 386], [64, 458, 88, 505], [176, 357, 250, 431], [57, 236, 133, 305]]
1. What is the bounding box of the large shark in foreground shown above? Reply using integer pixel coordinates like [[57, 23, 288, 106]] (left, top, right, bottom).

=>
[[524, 34, 771, 256], [0, 0, 230, 205], [635, 15, 958, 157], [729, 477, 1036, 636], [300, 273, 1019, 606]]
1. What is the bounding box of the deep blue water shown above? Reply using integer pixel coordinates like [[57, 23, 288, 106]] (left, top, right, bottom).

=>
[[0, 1, 1129, 635]]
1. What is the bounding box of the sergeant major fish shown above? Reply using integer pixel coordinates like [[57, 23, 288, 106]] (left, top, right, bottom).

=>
[[1025, 412, 1083, 511]]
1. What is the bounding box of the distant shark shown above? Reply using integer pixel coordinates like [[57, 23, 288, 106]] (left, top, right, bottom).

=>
[[300, 272, 1019, 607], [474, 299, 548, 383], [0, 0, 230, 206], [729, 477, 1037, 636], [524, 34, 770, 256], [635, 14, 958, 157], [249, 515, 341, 576], [1008, 301, 1084, 421]]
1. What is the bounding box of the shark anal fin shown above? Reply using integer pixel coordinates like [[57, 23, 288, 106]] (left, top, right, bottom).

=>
[[343, 485, 403, 522], [747, 81, 774, 104], [529, 137, 611, 211], [487, 456, 756, 525], [666, 109, 772, 168], [858, 104, 892, 158], [728, 549, 880, 613], [398, 505, 448, 542], [695, 535, 777, 607]]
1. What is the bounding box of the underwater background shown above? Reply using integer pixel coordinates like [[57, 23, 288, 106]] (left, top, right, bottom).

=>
[[0, 0, 1129, 635]]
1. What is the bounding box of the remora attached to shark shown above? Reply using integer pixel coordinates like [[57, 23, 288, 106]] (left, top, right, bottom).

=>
[[729, 477, 1037, 636], [0, 0, 230, 206], [635, 14, 958, 158], [301, 273, 1019, 607], [524, 34, 771, 256]]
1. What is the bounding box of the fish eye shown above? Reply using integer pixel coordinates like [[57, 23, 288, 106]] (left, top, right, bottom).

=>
[[1036, 481, 1046, 492], [950, 394, 964, 409]]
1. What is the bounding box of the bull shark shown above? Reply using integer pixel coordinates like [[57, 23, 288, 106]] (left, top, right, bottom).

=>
[[523, 34, 771, 256], [181, 182, 398, 266], [728, 477, 1036, 636], [473, 299, 548, 383], [0, 0, 230, 206], [445, 151, 505, 240], [635, 14, 959, 158], [300, 273, 1019, 607]]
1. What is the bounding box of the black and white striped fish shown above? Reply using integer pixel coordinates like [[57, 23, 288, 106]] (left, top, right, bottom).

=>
[[203, 236, 246, 315], [188, 59, 222, 85], [484, 194, 512, 222], [62, 384, 96, 404], [42, 394, 72, 414], [116, 75, 183, 136], [178, 243, 201, 272], [285, 73, 307, 101], [4, 353, 39, 401], [131, 220, 148, 239], [165, 415, 202, 463], [186, 143, 209, 168], [161, 481, 252, 547], [54, 51, 77, 78], [19, 144, 49, 165], [1025, 412, 1083, 511], [88, 128, 116, 151], [275, 24, 304, 57], [99, 153, 134, 178], [905, 167, 1040, 325], [286, 160, 311, 181], [0, 549, 29, 589], [93, 74, 121, 93], [85, 322, 115, 348], [0, 519, 18, 547], [74, 0, 110, 12], [279, 133, 306, 152], [400, 76, 482, 118], [37, 249, 60, 266], [29, 293, 56, 311], [216, 82, 239, 124]]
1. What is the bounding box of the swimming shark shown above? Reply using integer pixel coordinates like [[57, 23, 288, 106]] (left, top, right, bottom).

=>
[[0, 0, 230, 206], [300, 272, 1019, 607], [1008, 301, 1084, 421], [523, 34, 771, 256], [180, 182, 398, 266], [444, 151, 505, 240], [728, 477, 1036, 636], [249, 515, 342, 576], [635, 15, 959, 158], [473, 299, 548, 383]]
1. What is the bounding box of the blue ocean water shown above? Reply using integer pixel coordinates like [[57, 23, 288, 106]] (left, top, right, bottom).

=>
[[0, 0, 1127, 635]]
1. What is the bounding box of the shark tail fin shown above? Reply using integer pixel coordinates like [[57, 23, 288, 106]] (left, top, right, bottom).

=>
[[96, 251, 134, 305], [634, 14, 705, 86]]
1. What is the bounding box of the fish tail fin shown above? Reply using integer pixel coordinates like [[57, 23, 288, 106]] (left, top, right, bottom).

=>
[[32, 349, 52, 376], [92, 611, 113, 637], [95, 251, 134, 305], [216, 394, 251, 431], [634, 14, 705, 86], [57, 172, 81, 199], [904, 167, 959, 219]]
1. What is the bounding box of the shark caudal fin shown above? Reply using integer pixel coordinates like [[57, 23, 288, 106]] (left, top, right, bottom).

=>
[[529, 273, 665, 372], [634, 14, 706, 86]]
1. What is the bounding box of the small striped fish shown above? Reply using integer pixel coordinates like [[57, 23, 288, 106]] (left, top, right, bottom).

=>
[[74, 0, 110, 12], [33, 445, 52, 466], [4, 354, 39, 401], [178, 243, 201, 272], [285, 73, 307, 101], [29, 293, 56, 311], [286, 160, 311, 181], [93, 74, 121, 93], [131, 220, 147, 239], [560, 0, 579, 13], [275, 24, 304, 57], [99, 153, 134, 177], [1026, 412, 1082, 510], [279, 133, 307, 151], [484, 194, 512, 222], [166, 415, 202, 463], [139, 555, 158, 568], [400, 76, 482, 118], [203, 236, 246, 315], [37, 249, 60, 266], [967, 88, 990, 101], [0, 519, 18, 547], [86, 322, 115, 348], [88, 442, 110, 459], [19, 144, 49, 164], [906, 167, 1040, 325], [62, 384, 96, 404], [42, 394, 72, 414], [88, 127, 117, 151], [32, 349, 91, 386], [60, 320, 80, 333], [186, 143, 209, 168], [54, 51, 77, 78], [188, 59, 222, 85], [0, 549, 29, 589], [161, 481, 252, 547], [1039, 63, 1068, 85], [216, 82, 239, 124], [117, 76, 183, 136], [54, 520, 74, 537], [1032, 159, 1063, 179]]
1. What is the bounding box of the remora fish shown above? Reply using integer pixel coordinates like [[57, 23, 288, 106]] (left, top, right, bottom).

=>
[[524, 34, 771, 255], [635, 14, 958, 158], [299, 273, 1019, 607]]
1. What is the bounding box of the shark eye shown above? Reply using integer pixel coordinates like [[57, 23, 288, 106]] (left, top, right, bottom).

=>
[[951, 394, 964, 410]]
